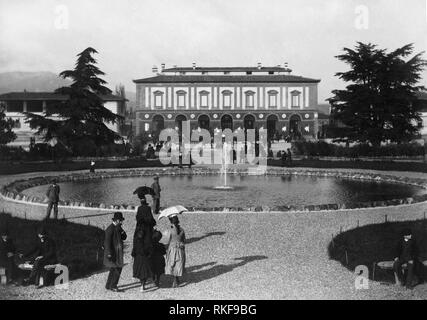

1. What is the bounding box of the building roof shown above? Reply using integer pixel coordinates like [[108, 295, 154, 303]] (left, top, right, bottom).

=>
[[0, 92, 127, 101], [133, 74, 320, 84], [162, 66, 292, 73]]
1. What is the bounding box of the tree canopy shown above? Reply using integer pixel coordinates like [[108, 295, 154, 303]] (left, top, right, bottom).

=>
[[329, 42, 427, 146], [25, 47, 123, 155], [0, 103, 17, 146]]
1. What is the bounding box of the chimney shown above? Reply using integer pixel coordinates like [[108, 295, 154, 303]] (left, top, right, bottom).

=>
[[257, 62, 262, 70], [192, 62, 196, 70], [152, 65, 158, 73], [161, 63, 165, 71]]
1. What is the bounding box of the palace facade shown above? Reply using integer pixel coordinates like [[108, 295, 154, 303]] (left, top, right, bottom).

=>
[[133, 64, 321, 141]]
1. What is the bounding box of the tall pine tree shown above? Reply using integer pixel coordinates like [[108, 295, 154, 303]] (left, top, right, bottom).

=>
[[25, 47, 123, 154], [329, 42, 426, 146]]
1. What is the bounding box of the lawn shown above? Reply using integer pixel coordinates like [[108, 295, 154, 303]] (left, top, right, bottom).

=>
[[329, 219, 427, 283], [0, 213, 105, 280]]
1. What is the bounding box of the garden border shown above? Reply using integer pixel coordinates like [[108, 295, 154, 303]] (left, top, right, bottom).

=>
[[2, 167, 427, 213]]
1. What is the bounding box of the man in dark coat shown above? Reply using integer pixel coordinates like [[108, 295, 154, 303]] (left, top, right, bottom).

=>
[[0, 228, 16, 285], [104, 212, 127, 292], [151, 175, 161, 215], [22, 225, 57, 288], [45, 179, 60, 220], [393, 228, 419, 289]]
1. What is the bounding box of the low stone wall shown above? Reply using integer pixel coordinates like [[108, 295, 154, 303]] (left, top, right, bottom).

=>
[[2, 167, 427, 213]]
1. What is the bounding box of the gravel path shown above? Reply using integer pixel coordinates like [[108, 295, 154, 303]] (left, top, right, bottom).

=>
[[1, 167, 427, 300]]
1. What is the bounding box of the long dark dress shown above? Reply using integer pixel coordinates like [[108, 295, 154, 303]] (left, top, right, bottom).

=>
[[132, 203, 157, 281], [132, 226, 152, 281], [151, 230, 166, 276]]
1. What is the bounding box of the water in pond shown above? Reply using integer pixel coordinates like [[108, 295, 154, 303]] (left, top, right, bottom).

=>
[[22, 174, 425, 209]]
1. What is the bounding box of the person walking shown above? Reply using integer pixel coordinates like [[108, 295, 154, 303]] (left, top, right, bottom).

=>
[[104, 212, 127, 292], [45, 180, 60, 220], [151, 175, 161, 215], [164, 215, 186, 288]]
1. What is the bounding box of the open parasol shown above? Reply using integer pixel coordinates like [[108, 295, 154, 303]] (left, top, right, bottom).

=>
[[158, 205, 188, 220], [133, 186, 155, 199]]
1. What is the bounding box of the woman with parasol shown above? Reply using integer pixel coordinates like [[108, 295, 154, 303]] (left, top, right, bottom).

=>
[[159, 206, 187, 288]]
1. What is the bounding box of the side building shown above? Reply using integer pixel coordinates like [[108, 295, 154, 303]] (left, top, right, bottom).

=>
[[133, 64, 321, 142], [0, 91, 127, 149]]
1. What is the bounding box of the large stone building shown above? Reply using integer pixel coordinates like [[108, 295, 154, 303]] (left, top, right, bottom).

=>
[[0, 91, 127, 149], [133, 64, 321, 141]]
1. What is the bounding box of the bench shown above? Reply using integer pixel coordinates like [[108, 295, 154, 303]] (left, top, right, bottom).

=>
[[18, 263, 64, 286], [373, 260, 427, 281]]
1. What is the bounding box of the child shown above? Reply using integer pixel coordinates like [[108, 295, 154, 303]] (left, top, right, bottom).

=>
[[151, 229, 166, 287], [164, 215, 186, 288]]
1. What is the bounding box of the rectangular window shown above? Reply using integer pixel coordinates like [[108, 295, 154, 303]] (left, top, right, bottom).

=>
[[177, 95, 186, 108], [269, 95, 277, 108], [292, 95, 300, 108], [223, 95, 231, 108], [26, 100, 43, 112], [154, 95, 163, 108], [5, 101, 23, 112], [246, 95, 254, 108], [200, 95, 208, 108]]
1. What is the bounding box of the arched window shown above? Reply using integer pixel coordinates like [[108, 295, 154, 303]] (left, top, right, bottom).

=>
[[153, 90, 164, 109], [222, 90, 232, 109], [245, 90, 255, 109], [176, 90, 186, 109], [268, 90, 278, 109], [199, 90, 209, 108], [291, 90, 301, 108]]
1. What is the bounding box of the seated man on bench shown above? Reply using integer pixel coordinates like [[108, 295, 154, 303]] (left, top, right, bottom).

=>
[[393, 228, 419, 289], [0, 228, 16, 285], [21, 225, 57, 289]]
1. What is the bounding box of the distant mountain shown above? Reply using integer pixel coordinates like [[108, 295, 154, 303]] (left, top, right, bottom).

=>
[[0, 71, 72, 94]]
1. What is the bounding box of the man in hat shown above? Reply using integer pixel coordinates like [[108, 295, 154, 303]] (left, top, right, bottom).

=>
[[104, 212, 127, 292], [393, 228, 419, 289], [151, 175, 161, 215], [22, 225, 57, 288], [0, 228, 16, 285], [45, 179, 60, 220]]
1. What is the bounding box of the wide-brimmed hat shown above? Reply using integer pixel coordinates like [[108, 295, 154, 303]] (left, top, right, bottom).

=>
[[153, 175, 159, 180], [112, 212, 125, 221]]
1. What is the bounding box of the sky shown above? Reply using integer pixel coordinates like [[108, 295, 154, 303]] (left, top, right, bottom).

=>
[[0, 0, 426, 102]]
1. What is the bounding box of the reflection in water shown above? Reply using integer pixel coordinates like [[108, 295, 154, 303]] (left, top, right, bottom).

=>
[[22, 175, 425, 209]]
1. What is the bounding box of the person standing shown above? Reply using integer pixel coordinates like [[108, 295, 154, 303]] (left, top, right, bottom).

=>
[[151, 176, 161, 215], [393, 228, 419, 289], [45, 179, 60, 220], [104, 212, 127, 292], [22, 225, 57, 288], [90, 161, 96, 173], [151, 229, 166, 288], [132, 197, 156, 291], [287, 148, 292, 166], [164, 215, 186, 288], [0, 228, 16, 285]]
